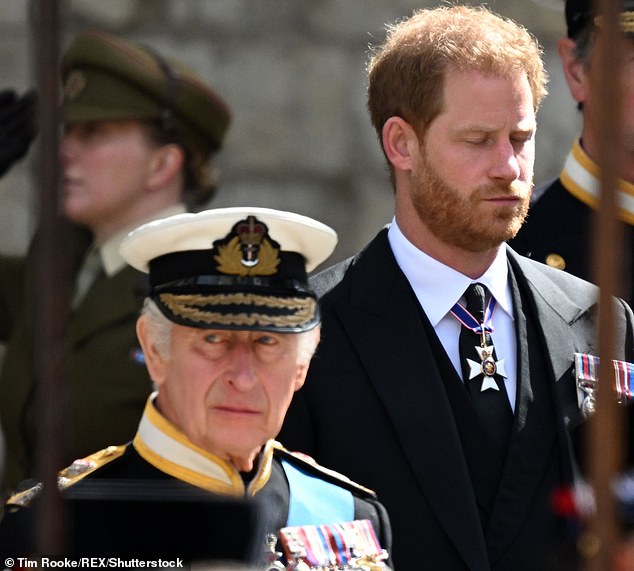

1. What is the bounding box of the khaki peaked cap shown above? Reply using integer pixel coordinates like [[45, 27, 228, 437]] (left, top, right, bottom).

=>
[[61, 29, 231, 159]]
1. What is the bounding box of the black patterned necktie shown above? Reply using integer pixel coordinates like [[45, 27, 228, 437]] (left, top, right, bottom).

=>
[[458, 283, 513, 457]]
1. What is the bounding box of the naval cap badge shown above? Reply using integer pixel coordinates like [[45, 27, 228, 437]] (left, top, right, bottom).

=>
[[213, 215, 281, 276]]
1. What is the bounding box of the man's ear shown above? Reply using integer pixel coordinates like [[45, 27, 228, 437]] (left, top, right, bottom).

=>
[[382, 116, 420, 173], [147, 144, 185, 191], [293, 363, 309, 393], [136, 315, 167, 386], [558, 37, 589, 104]]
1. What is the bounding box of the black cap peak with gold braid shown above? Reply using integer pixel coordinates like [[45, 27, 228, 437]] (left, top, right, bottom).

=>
[[566, 0, 634, 38], [121, 207, 338, 333]]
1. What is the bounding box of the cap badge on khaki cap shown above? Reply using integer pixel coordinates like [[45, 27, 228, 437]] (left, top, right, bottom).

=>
[[64, 70, 87, 101]]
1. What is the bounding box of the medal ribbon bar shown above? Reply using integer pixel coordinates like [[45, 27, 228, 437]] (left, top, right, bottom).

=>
[[278, 518, 389, 570]]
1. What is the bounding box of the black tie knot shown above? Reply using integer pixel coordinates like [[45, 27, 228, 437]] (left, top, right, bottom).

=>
[[464, 282, 488, 323]]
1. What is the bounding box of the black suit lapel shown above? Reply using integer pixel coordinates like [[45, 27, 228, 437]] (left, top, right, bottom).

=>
[[508, 247, 599, 429], [337, 230, 489, 570]]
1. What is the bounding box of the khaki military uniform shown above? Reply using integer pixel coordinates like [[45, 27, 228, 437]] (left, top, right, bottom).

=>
[[0, 225, 152, 491]]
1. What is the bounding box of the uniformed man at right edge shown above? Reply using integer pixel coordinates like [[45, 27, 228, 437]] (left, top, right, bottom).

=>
[[510, 0, 634, 302]]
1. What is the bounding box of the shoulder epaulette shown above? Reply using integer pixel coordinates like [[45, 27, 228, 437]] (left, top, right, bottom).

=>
[[6, 445, 127, 509], [273, 442, 376, 498]]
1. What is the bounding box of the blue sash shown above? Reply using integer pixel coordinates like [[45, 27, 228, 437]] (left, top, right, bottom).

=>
[[281, 458, 354, 527]]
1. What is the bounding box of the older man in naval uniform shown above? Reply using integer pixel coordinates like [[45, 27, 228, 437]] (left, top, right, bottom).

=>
[[0, 207, 392, 567]]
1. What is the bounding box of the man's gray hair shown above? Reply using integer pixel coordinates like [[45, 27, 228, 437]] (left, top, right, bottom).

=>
[[140, 298, 173, 357], [297, 325, 321, 366]]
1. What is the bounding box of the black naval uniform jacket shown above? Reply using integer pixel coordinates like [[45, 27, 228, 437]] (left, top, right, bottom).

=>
[[509, 138, 634, 303], [278, 227, 634, 571], [0, 397, 392, 563]]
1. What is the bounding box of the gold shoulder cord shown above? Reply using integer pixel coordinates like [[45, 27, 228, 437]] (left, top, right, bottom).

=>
[[5, 445, 126, 509]]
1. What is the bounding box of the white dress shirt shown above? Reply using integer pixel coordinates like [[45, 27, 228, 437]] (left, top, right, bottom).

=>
[[387, 219, 517, 410]]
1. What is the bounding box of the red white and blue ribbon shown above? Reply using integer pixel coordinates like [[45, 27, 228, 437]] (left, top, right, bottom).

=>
[[614, 359, 634, 401], [451, 294, 506, 391], [449, 295, 497, 336], [278, 519, 388, 569], [574, 352, 634, 408]]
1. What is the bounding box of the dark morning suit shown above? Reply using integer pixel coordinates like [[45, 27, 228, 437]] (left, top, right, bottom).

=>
[[0, 225, 153, 491], [278, 228, 634, 570]]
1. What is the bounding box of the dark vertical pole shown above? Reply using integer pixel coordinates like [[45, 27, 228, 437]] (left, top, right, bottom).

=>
[[31, 0, 69, 555], [585, 0, 625, 569]]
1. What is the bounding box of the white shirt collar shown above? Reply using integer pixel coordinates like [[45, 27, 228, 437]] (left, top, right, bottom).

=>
[[387, 218, 513, 326]]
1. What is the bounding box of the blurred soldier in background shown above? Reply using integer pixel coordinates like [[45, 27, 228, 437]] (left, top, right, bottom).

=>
[[0, 29, 231, 494], [510, 0, 634, 302]]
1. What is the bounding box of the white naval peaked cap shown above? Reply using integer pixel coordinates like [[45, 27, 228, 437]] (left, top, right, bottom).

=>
[[119, 206, 338, 333], [120, 206, 337, 274]]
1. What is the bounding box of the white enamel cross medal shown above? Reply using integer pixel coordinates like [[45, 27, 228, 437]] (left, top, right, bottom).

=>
[[465, 343, 507, 391], [451, 292, 507, 393]]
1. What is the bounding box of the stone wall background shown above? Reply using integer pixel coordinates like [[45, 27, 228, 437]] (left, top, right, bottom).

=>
[[1, 0, 577, 266]]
